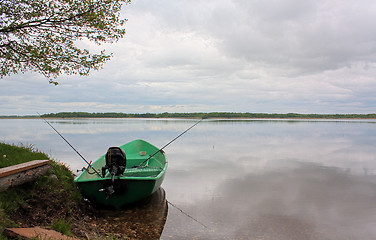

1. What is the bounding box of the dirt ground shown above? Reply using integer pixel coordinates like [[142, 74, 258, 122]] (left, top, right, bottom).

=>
[[11, 185, 168, 240]]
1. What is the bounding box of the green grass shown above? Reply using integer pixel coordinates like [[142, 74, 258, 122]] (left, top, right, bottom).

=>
[[0, 143, 50, 238], [104, 233, 129, 240], [0, 142, 49, 168], [52, 218, 72, 236], [0, 235, 11, 240], [0, 143, 83, 239]]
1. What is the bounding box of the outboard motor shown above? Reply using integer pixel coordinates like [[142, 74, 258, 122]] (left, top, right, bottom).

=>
[[102, 147, 126, 183], [100, 147, 127, 198]]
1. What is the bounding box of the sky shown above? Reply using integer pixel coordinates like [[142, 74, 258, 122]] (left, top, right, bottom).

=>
[[1, 0, 376, 115]]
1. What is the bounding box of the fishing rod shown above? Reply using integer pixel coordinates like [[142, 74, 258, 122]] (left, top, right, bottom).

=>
[[167, 200, 208, 229], [37, 113, 102, 177], [136, 118, 203, 168]]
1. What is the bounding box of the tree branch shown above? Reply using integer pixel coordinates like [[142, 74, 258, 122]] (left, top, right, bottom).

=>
[[0, 0, 129, 81]]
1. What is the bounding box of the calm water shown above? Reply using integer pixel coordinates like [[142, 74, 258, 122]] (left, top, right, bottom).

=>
[[1, 118, 376, 239]]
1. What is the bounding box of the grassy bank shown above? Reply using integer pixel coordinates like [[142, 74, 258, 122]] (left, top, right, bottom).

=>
[[0, 143, 49, 168], [0, 143, 165, 240], [0, 143, 83, 239]]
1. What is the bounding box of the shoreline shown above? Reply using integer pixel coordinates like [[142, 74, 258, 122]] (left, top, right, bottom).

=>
[[1, 111, 376, 120], [1, 116, 376, 120], [0, 143, 166, 240]]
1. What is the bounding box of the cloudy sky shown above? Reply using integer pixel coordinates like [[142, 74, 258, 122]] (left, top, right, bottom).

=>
[[2, 0, 376, 115]]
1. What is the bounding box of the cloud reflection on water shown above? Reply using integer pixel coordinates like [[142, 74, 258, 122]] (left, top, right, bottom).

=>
[[2, 119, 376, 239], [162, 160, 376, 239]]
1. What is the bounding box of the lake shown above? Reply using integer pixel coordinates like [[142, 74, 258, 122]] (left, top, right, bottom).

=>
[[1, 118, 376, 239]]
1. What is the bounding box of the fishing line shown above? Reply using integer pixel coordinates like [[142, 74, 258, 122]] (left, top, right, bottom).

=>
[[37, 112, 102, 177], [167, 200, 208, 229], [136, 118, 203, 168]]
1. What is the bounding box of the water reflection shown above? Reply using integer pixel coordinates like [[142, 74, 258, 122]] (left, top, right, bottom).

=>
[[162, 161, 376, 239], [2, 119, 376, 239], [83, 187, 168, 240]]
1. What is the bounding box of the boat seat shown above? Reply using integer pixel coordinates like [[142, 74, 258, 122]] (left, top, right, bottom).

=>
[[122, 167, 162, 177]]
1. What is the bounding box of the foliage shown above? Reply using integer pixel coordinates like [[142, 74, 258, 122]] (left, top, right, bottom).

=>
[[0, 179, 31, 237], [38, 111, 376, 119], [104, 234, 128, 240], [52, 218, 72, 236], [0, 234, 11, 240], [0, 142, 49, 168], [0, 208, 16, 237], [0, 0, 131, 84], [36, 160, 82, 202]]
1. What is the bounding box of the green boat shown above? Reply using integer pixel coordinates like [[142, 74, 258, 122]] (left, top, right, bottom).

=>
[[74, 139, 168, 209]]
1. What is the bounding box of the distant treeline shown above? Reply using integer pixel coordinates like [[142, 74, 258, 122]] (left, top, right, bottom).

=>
[[37, 112, 376, 119]]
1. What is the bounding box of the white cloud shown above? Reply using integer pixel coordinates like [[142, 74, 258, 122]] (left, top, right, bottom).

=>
[[1, 0, 376, 114]]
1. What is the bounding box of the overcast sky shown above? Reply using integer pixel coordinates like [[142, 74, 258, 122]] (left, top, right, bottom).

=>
[[2, 0, 376, 115]]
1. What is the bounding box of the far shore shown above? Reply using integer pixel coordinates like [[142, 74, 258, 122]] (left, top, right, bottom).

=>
[[1, 117, 376, 120], [1, 112, 376, 120]]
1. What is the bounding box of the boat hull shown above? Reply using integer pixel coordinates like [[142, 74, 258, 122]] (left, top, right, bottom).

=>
[[76, 174, 166, 209], [74, 139, 167, 209]]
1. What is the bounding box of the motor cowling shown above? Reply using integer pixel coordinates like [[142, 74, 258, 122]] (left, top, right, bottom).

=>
[[102, 147, 126, 181]]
